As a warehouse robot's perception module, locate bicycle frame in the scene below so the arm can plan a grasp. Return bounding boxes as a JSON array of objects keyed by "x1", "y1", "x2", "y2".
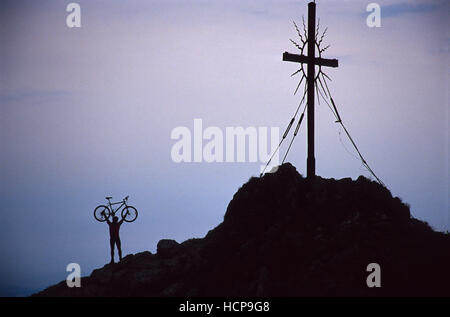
[{"x1": 106, "y1": 199, "x2": 128, "y2": 216}]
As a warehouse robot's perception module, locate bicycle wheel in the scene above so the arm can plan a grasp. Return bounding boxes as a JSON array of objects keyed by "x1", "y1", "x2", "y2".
[
  {"x1": 121, "y1": 206, "x2": 138, "y2": 222},
  {"x1": 94, "y1": 205, "x2": 111, "y2": 222}
]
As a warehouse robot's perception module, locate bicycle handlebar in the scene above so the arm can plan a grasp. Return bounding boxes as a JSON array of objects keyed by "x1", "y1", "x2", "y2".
[{"x1": 105, "y1": 196, "x2": 129, "y2": 202}]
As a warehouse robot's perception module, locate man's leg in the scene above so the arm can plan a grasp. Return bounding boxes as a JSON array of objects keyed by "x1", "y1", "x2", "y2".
[
  {"x1": 116, "y1": 238, "x2": 122, "y2": 261},
  {"x1": 110, "y1": 238, "x2": 115, "y2": 263}
]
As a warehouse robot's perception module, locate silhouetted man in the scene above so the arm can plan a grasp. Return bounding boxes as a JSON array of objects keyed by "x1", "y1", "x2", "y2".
[{"x1": 106, "y1": 216, "x2": 124, "y2": 263}]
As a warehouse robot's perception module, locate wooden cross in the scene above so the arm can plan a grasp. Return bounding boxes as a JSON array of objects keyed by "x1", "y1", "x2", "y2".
[{"x1": 282, "y1": 1, "x2": 338, "y2": 179}]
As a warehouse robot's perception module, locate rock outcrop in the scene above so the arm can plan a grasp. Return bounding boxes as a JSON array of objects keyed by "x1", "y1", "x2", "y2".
[{"x1": 35, "y1": 163, "x2": 450, "y2": 296}]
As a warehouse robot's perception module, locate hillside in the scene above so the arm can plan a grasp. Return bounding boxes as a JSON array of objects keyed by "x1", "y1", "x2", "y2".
[{"x1": 35, "y1": 163, "x2": 450, "y2": 296}]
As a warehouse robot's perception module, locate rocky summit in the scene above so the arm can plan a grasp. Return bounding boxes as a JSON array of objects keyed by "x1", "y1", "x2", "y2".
[{"x1": 35, "y1": 163, "x2": 450, "y2": 296}]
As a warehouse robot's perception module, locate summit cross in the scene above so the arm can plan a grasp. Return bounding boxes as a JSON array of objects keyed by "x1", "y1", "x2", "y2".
[{"x1": 282, "y1": 1, "x2": 338, "y2": 179}]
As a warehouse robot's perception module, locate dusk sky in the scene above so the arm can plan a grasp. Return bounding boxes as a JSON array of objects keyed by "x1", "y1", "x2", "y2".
[{"x1": 1, "y1": 0, "x2": 448, "y2": 296}]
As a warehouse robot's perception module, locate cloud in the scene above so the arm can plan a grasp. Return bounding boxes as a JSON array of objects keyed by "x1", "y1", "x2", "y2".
[{"x1": 382, "y1": 2, "x2": 439, "y2": 18}]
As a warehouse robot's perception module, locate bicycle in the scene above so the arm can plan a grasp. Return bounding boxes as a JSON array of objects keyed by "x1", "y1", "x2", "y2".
[{"x1": 94, "y1": 196, "x2": 138, "y2": 223}]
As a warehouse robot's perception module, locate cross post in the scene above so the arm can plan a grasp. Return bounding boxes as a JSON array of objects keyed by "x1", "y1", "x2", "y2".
[{"x1": 282, "y1": 1, "x2": 338, "y2": 179}]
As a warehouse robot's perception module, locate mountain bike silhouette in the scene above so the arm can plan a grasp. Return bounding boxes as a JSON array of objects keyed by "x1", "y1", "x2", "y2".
[{"x1": 94, "y1": 196, "x2": 138, "y2": 223}]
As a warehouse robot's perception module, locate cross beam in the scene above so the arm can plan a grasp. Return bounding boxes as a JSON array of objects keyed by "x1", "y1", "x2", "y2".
[
  {"x1": 282, "y1": 52, "x2": 338, "y2": 68},
  {"x1": 282, "y1": 1, "x2": 338, "y2": 179}
]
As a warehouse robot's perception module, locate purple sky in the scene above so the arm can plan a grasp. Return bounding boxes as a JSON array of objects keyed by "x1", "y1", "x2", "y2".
[{"x1": 1, "y1": 0, "x2": 449, "y2": 296}]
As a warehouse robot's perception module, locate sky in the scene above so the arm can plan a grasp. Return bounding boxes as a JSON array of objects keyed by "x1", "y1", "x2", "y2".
[{"x1": 0, "y1": 0, "x2": 448, "y2": 296}]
